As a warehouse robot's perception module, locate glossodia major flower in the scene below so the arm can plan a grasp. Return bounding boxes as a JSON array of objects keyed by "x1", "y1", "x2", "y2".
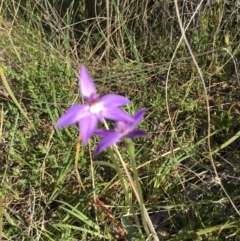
[
  {"x1": 55, "y1": 65, "x2": 133, "y2": 144},
  {"x1": 94, "y1": 108, "x2": 147, "y2": 153}
]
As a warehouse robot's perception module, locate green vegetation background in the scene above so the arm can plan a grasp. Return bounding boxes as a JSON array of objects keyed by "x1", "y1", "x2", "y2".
[{"x1": 0, "y1": 0, "x2": 240, "y2": 240}]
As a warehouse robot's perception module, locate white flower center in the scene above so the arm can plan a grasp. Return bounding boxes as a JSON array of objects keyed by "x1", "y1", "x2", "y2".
[{"x1": 89, "y1": 102, "x2": 104, "y2": 114}]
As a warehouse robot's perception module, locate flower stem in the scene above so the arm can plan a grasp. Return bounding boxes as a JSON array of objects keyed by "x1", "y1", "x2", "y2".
[
  {"x1": 124, "y1": 138, "x2": 151, "y2": 239},
  {"x1": 103, "y1": 120, "x2": 143, "y2": 236},
  {"x1": 113, "y1": 143, "x2": 159, "y2": 241},
  {"x1": 75, "y1": 135, "x2": 85, "y2": 192},
  {"x1": 108, "y1": 147, "x2": 143, "y2": 236}
]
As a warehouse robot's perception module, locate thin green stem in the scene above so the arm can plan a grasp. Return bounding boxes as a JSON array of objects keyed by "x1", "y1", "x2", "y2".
[
  {"x1": 125, "y1": 138, "x2": 150, "y2": 238},
  {"x1": 75, "y1": 136, "x2": 85, "y2": 192},
  {"x1": 103, "y1": 120, "x2": 142, "y2": 235},
  {"x1": 108, "y1": 148, "x2": 143, "y2": 234},
  {"x1": 112, "y1": 144, "x2": 159, "y2": 241},
  {"x1": 0, "y1": 196, "x2": 2, "y2": 241}
]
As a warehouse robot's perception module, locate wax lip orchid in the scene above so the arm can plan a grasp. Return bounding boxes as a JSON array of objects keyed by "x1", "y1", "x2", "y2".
[
  {"x1": 94, "y1": 108, "x2": 148, "y2": 153},
  {"x1": 55, "y1": 65, "x2": 133, "y2": 144}
]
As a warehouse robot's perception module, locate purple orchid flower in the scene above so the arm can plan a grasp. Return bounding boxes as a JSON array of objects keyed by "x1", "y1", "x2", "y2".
[
  {"x1": 94, "y1": 108, "x2": 147, "y2": 153},
  {"x1": 55, "y1": 65, "x2": 133, "y2": 144}
]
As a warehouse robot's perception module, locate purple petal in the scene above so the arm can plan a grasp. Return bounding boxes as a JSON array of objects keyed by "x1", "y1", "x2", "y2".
[
  {"x1": 103, "y1": 108, "x2": 134, "y2": 122},
  {"x1": 100, "y1": 94, "x2": 130, "y2": 107},
  {"x1": 55, "y1": 104, "x2": 88, "y2": 128},
  {"x1": 95, "y1": 111, "x2": 104, "y2": 122},
  {"x1": 129, "y1": 108, "x2": 146, "y2": 129},
  {"x1": 79, "y1": 65, "x2": 96, "y2": 98},
  {"x1": 95, "y1": 132, "x2": 122, "y2": 153},
  {"x1": 79, "y1": 114, "x2": 98, "y2": 144},
  {"x1": 126, "y1": 130, "x2": 148, "y2": 138},
  {"x1": 94, "y1": 129, "x2": 113, "y2": 137}
]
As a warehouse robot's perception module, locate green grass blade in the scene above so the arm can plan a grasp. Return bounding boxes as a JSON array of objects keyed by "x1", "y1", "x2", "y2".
[
  {"x1": 212, "y1": 130, "x2": 240, "y2": 155},
  {"x1": 53, "y1": 224, "x2": 105, "y2": 239},
  {"x1": 0, "y1": 67, "x2": 36, "y2": 132},
  {"x1": 56, "y1": 200, "x2": 101, "y2": 231},
  {"x1": 0, "y1": 196, "x2": 2, "y2": 241}
]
